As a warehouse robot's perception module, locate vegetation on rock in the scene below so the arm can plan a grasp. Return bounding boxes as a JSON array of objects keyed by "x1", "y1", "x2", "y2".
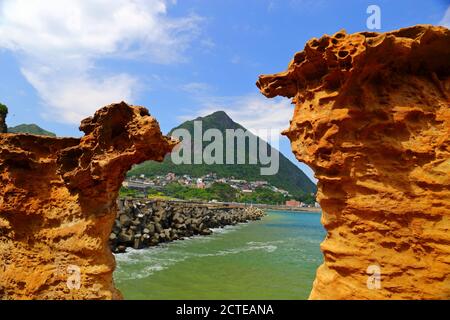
[{"x1": 0, "y1": 103, "x2": 8, "y2": 115}]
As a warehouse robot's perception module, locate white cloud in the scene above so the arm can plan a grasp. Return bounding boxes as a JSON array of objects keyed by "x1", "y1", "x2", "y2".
[
  {"x1": 0, "y1": 0, "x2": 201, "y2": 124},
  {"x1": 231, "y1": 55, "x2": 241, "y2": 64},
  {"x1": 23, "y1": 70, "x2": 138, "y2": 124},
  {"x1": 180, "y1": 82, "x2": 212, "y2": 95},
  {"x1": 181, "y1": 93, "x2": 294, "y2": 135},
  {"x1": 440, "y1": 6, "x2": 450, "y2": 28}
]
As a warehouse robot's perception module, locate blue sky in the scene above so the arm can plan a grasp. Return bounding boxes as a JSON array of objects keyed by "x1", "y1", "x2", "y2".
[{"x1": 0, "y1": 0, "x2": 448, "y2": 182}]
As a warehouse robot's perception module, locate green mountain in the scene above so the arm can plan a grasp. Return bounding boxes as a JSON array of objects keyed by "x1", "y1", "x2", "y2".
[
  {"x1": 8, "y1": 124, "x2": 56, "y2": 137},
  {"x1": 128, "y1": 111, "x2": 316, "y2": 198}
]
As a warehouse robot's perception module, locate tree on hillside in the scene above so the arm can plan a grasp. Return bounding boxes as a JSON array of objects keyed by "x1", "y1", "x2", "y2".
[
  {"x1": 0, "y1": 102, "x2": 8, "y2": 133},
  {"x1": 209, "y1": 182, "x2": 237, "y2": 202},
  {"x1": 0, "y1": 103, "x2": 8, "y2": 116}
]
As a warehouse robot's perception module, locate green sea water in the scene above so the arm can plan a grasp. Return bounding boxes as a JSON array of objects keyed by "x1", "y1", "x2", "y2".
[{"x1": 114, "y1": 210, "x2": 325, "y2": 300}]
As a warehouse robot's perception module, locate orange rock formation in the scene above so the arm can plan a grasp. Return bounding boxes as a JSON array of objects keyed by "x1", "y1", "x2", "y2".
[
  {"x1": 257, "y1": 25, "x2": 450, "y2": 299},
  {"x1": 0, "y1": 102, "x2": 176, "y2": 299}
]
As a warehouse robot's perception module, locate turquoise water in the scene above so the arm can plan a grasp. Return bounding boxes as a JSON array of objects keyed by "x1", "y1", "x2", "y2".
[{"x1": 114, "y1": 210, "x2": 325, "y2": 300}]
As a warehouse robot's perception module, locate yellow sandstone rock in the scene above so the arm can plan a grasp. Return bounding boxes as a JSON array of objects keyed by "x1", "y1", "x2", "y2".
[
  {"x1": 257, "y1": 25, "x2": 450, "y2": 299},
  {"x1": 0, "y1": 102, "x2": 176, "y2": 299}
]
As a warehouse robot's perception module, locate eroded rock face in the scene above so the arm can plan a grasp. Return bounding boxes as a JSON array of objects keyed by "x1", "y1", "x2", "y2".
[
  {"x1": 0, "y1": 102, "x2": 176, "y2": 299},
  {"x1": 257, "y1": 25, "x2": 450, "y2": 299}
]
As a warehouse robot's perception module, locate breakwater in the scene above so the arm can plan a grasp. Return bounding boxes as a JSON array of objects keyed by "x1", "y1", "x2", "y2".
[{"x1": 110, "y1": 199, "x2": 265, "y2": 253}]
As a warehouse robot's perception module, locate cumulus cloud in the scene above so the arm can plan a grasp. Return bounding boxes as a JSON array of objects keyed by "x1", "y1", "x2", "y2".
[
  {"x1": 0, "y1": 0, "x2": 201, "y2": 123},
  {"x1": 23, "y1": 70, "x2": 138, "y2": 124},
  {"x1": 440, "y1": 6, "x2": 450, "y2": 28},
  {"x1": 180, "y1": 93, "x2": 294, "y2": 135}
]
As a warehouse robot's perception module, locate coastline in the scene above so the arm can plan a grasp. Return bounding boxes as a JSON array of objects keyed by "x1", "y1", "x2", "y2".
[
  {"x1": 245, "y1": 204, "x2": 321, "y2": 213},
  {"x1": 120, "y1": 197, "x2": 322, "y2": 213}
]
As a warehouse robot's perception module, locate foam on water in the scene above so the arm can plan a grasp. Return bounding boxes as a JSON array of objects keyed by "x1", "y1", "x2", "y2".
[
  {"x1": 115, "y1": 242, "x2": 280, "y2": 281},
  {"x1": 210, "y1": 222, "x2": 247, "y2": 234}
]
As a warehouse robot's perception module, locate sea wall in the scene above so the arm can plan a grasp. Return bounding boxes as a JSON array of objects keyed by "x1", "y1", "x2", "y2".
[
  {"x1": 0, "y1": 102, "x2": 176, "y2": 300},
  {"x1": 110, "y1": 199, "x2": 265, "y2": 253},
  {"x1": 257, "y1": 25, "x2": 450, "y2": 299}
]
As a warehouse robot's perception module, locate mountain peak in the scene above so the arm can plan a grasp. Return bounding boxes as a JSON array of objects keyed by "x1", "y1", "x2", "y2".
[
  {"x1": 8, "y1": 123, "x2": 56, "y2": 137},
  {"x1": 135, "y1": 110, "x2": 317, "y2": 196},
  {"x1": 194, "y1": 110, "x2": 237, "y2": 128},
  {"x1": 204, "y1": 110, "x2": 231, "y2": 120},
  {"x1": 171, "y1": 110, "x2": 242, "y2": 135}
]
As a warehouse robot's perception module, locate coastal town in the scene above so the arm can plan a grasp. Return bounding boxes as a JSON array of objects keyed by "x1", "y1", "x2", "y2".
[{"x1": 123, "y1": 173, "x2": 320, "y2": 208}]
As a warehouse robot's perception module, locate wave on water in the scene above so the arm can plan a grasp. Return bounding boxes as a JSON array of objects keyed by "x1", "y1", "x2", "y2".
[
  {"x1": 198, "y1": 242, "x2": 278, "y2": 258},
  {"x1": 114, "y1": 224, "x2": 247, "y2": 281},
  {"x1": 114, "y1": 237, "x2": 280, "y2": 281},
  {"x1": 210, "y1": 222, "x2": 248, "y2": 235},
  {"x1": 114, "y1": 246, "x2": 183, "y2": 281},
  {"x1": 227, "y1": 242, "x2": 277, "y2": 254}
]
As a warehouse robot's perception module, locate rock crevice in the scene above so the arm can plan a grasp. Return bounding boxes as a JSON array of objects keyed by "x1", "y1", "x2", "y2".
[
  {"x1": 257, "y1": 25, "x2": 450, "y2": 299},
  {"x1": 0, "y1": 102, "x2": 176, "y2": 299}
]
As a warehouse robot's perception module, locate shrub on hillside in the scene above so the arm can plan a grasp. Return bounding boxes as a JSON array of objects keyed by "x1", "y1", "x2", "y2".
[{"x1": 0, "y1": 103, "x2": 8, "y2": 115}]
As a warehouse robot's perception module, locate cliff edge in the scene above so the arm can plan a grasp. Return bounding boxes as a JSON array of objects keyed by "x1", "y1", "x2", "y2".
[
  {"x1": 257, "y1": 25, "x2": 450, "y2": 299},
  {"x1": 0, "y1": 102, "x2": 176, "y2": 299}
]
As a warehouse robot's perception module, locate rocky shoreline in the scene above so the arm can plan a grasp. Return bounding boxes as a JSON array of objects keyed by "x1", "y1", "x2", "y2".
[{"x1": 110, "y1": 199, "x2": 266, "y2": 253}]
